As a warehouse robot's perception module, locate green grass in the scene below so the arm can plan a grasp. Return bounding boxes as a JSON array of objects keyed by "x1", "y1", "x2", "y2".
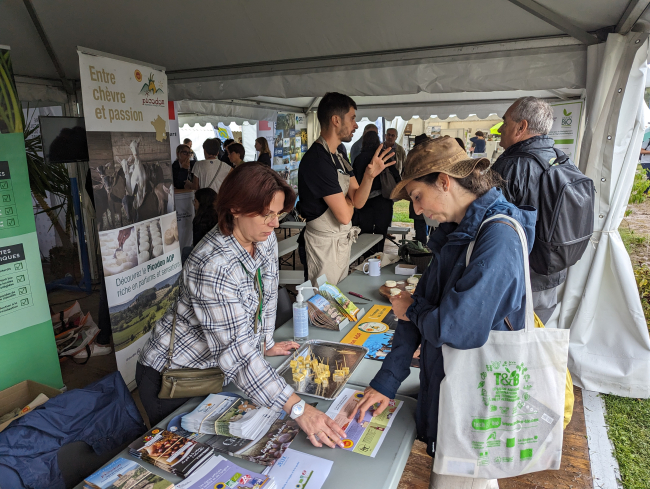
[
  {"x1": 602, "y1": 395, "x2": 650, "y2": 489},
  {"x1": 620, "y1": 227, "x2": 647, "y2": 255},
  {"x1": 392, "y1": 200, "x2": 412, "y2": 223},
  {"x1": 605, "y1": 219, "x2": 650, "y2": 488},
  {"x1": 629, "y1": 165, "x2": 648, "y2": 205}
]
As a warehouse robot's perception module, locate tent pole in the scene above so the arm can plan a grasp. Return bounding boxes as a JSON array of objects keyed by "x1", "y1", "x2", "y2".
[
  {"x1": 21, "y1": 0, "x2": 74, "y2": 95},
  {"x1": 615, "y1": 0, "x2": 650, "y2": 35},
  {"x1": 505, "y1": 0, "x2": 600, "y2": 45}
]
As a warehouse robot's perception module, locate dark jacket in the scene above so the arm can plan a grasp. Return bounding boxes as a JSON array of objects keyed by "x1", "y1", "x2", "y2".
[
  {"x1": 172, "y1": 159, "x2": 195, "y2": 190},
  {"x1": 0, "y1": 372, "x2": 145, "y2": 489},
  {"x1": 258, "y1": 153, "x2": 272, "y2": 166},
  {"x1": 369, "y1": 188, "x2": 536, "y2": 457},
  {"x1": 491, "y1": 135, "x2": 567, "y2": 291},
  {"x1": 193, "y1": 211, "x2": 218, "y2": 247},
  {"x1": 352, "y1": 147, "x2": 401, "y2": 195}
]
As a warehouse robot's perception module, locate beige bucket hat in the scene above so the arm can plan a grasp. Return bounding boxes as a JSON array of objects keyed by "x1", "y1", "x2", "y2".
[{"x1": 390, "y1": 135, "x2": 490, "y2": 201}]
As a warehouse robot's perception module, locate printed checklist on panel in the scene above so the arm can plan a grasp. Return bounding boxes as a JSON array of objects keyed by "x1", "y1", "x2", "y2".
[
  {"x1": 0, "y1": 243, "x2": 33, "y2": 316},
  {"x1": 0, "y1": 162, "x2": 19, "y2": 230}
]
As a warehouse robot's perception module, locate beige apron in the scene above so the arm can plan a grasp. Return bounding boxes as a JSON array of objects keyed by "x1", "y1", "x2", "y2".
[{"x1": 305, "y1": 138, "x2": 361, "y2": 286}]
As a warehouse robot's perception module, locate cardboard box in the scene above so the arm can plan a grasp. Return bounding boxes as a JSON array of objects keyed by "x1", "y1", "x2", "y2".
[
  {"x1": 395, "y1": 264, "x2": 417, "y2": 276},
  {"x1": 0, "y1": 380, "x2": 62, "y2": 432}
]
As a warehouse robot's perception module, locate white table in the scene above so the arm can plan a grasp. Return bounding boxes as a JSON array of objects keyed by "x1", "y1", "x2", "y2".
[
  {"x1": 349, "y1": 234, "x2": 384, "y2": 264},
  {"x1": 273, "y1": 268, "x2": 421, "y2": 396},
  {"x1": 278, "y1": 234, "x2": 387, "y2": 286},
  {"x1": 77, "y1": 385, "x2": 417, "y2": 489},
  {"x1": 387, "y1": 226, "x2": 409, "y2": 246},
  {"x1": 277, "y1": 234, "x2": 299, "y2": 269},
  {"x1": 279, "y1": 220, "x2": 305, "y2": 238}
]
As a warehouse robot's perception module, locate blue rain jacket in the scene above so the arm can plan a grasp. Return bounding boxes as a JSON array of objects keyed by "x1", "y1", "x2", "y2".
[
  {"x1": 0, "y1": 372, "x2": 145, "y2": 489},
  {"x1": 369, "y1": 188, "x2": 536, "y2": 457}
]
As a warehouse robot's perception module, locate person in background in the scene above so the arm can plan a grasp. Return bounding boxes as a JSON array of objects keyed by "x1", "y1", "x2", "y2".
[
  {"x1": 183, "y1": 138, "x2": 198, "y2": 163},
  {"x1": 77, "y1": 170, "x2": 114, "y2": 358},
  {"x1": 172, "y1": 144, "x2": 197, "y2": 190},
  {"x1": 298, "y1": 92, "x2": 395, "y2": 285},
  {"x1": 470, "y1": 130, "x2": 487, "y2": 154},
  {"x1": 353, "y1": 130, "x2": 401, "y2": 254},
  {"x1": 350, "y1": 123, "x2": 378, "y2": 163},
  {"x1": 256, "y1": 137, "x2": 272, "y2": 166},
  {"x1": 221, "y1": 139, "x2": 235, "y2": 167},
  {"x1": 640, "y1": 138, "x2": 650, "y2": 194},
  {"x1": 192, "y1": 187, "x2": 219, "y2": 246},
  {"x1": 454, "y1": 137, "x2": 466, "y2": 152},
  {"x1": 353, "y1": 136, "x2": 534, "y2": 489},
  {"x1": 228, "y1": 142, "x2": 246, "y2": 167},
  {"x1": 384, "y1": 128, "x2": 407, "y2": 175},
  {"x1": 409, "y1": 134, "x2": 430, "y2": 245},
  {"x1": 193, "y1": 138, "x2": 230, "y2": 194},
  {"x1": 137, "y1": 164, "x2": 348, "y2": 451},
  {"x1": 492, "y1": 96, "x2": 567, "y2": 323}
]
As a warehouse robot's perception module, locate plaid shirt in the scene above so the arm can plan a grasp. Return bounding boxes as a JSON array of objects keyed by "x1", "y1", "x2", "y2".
[{"x1": 139, "y1": 227, "x2": 294, "y2": 411}]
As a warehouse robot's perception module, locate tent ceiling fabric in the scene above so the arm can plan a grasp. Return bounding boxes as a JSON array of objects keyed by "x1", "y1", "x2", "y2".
[
  {"x1": 175, "y1": 100, "x2": 278, "y2": 125},
  {"x1": 0, "y1": 0, "x2": 630, "y2": 80},
  {"x1": 247, "y1": 89, "x2": 585, "y2": 120},
  {"x1": 167, "y1": 40, "x2": 588, "y2": 101},
  {"x1": 0, "y1": 0, "x2": 632, "y2": 106}
]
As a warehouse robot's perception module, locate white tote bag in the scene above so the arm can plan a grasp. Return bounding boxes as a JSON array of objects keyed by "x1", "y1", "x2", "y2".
[{"x1": 433, "y1": 214, "x2": 570, "y2": 479}]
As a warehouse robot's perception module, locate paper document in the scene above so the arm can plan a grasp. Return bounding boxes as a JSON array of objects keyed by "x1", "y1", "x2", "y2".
[
  {"x1": 263, "y1": 448, "x2": 333, "y2": 489},
  {"x1": 176, "y1": 455, "x2": 276, "y2": 489},
  {"x1": 323, "y1": 388, "x2": 403, "y2": 457}
]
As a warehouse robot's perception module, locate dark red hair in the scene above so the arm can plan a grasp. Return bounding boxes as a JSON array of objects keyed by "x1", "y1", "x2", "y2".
[{"x1": 217, "y1": 162, "x2": 296, "y2": 235}]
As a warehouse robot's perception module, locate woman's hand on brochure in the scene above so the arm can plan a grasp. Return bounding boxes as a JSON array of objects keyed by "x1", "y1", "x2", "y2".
[
  {"x1": 284, "y1": 394, "x2": 346, "y2": 449},
  {"x1": 298, "y1": 403, "x2": 347, "y2": 449},
  {"x1": 265, "y1": 341, "x2": 300, "y2": 356},
  {"x1": 350, "y1": 386, "x2": 391, "y2": 422},
  {"x1": 389, "y1": 292, "x2": 413, "y2": 321}
]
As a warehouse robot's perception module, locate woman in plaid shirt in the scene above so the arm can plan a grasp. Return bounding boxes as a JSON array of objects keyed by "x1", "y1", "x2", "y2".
[{"x1": 138, "y1": 163, "x2": 346, "y2": 448}]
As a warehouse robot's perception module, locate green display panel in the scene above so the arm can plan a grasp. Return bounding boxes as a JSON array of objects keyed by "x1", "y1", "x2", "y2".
[{"x1": 0, "y1": 46, "x2": 62, "y2": 389}]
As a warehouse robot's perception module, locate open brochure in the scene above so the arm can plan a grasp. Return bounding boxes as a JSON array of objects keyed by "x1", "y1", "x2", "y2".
[
  {"x1": 323, "y1": 387, "x2": 403, "y2": 458},
  {"x1": 128, "y1": 428, "x2": 213, "y2": 478},
  {"x1": 263, "y1": 448, "x2": 333, "y2": 489},
  {"x1": 171, "y1": 394, "x2": 300, "y2": 467},
  {"x1": 176, "y1": 455, "x2": 275, "y2": 489},
  {"x1": 181, "y1": 393, "x2": 275, "y2": 440},
  {"x1": 340, "y1": 304, "x2": 421, "y2": 367},
  {"x1": 83, "y1": 457, "x2": 173, "y2": 489}
]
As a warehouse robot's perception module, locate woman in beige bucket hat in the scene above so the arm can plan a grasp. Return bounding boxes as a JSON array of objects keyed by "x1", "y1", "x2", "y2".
[{"x1": 351, "y1": 136, "x2": 539, "y2": 489}]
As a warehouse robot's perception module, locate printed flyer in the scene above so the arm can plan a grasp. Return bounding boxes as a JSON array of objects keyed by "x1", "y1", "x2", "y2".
[
  {"x1": 324, "y1": 388, "x2": 403, "y2": 458},
  {"x1": 341, "y1": 304, "x2": 420, "y2": 367},
  {"x1": 78, "y1": 48, "x2": 180, "y2": 386},
  {"x1": 264, "y1": 448, "x2": 333, "y2": 489}
]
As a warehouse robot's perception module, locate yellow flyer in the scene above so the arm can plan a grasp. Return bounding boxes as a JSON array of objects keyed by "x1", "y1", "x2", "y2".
[{"x1": 341, "y1": 305, "x2": 397, "y2": 361}]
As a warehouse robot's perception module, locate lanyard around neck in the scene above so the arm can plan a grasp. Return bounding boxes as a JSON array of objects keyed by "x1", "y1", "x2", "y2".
[{"x1": 239, "y1": 262, "x2": 264, "y2": 334}]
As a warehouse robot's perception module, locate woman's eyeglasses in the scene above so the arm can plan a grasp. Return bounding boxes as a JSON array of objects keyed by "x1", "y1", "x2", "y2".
[
  {"x1": 262, "y1": 211, "x2": 287, "y2": 224},
  {"x1": 180, "y1": 151, "x2": 191, "y2": 155}
]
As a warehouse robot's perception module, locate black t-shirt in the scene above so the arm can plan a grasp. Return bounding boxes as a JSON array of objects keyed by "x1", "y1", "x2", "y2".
[{"x1": 298, "y1": 143, "x2": 354, "y2": 222}]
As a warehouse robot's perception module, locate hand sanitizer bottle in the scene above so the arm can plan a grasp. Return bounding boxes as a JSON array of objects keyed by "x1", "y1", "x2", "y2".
[{"x1": 293, "y1": 286, "x2": 316, "y2": 343}]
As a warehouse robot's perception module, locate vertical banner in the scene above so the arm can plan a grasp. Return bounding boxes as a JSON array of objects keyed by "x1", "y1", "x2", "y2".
[
  {"x1": 0, "y1": 46, "x2": 62, "y2": 389},
  {"x1": 78, "y1": 48, "x2": 182, "y2": 387},
  {"x1": 550, "y1": 101, "x2": 584, "y2": 161},
  {"x1": 258, "y1": 120, "x2": 275, "y2": 159},
  {"x1": 272, "y1": 113, "x2": 302, "y2": 194}
]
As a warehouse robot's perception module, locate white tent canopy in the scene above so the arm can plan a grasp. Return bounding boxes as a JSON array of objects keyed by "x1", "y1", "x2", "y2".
[{"x1": 3, "y1": 0, "x2": 650, "y2": 397}]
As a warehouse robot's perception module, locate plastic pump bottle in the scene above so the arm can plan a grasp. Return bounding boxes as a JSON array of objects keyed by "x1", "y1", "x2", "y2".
[{"x1": 293, "y1": 286, "x2": 317, "y2": 343}]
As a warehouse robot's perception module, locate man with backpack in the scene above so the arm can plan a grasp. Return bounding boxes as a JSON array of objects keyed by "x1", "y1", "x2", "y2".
[{"x1": 493, "y1": 96, "x2": 594, "y2": 323}]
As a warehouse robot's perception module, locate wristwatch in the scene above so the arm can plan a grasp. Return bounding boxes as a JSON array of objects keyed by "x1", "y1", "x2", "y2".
[{"x1": 290, "y1": 400, "x2": 306, "y2": 420}]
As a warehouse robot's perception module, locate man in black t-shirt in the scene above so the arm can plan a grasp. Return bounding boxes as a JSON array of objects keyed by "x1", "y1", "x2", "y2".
[{"x1": 297, "y1": 92, "x2": 395, "y2": 285}]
